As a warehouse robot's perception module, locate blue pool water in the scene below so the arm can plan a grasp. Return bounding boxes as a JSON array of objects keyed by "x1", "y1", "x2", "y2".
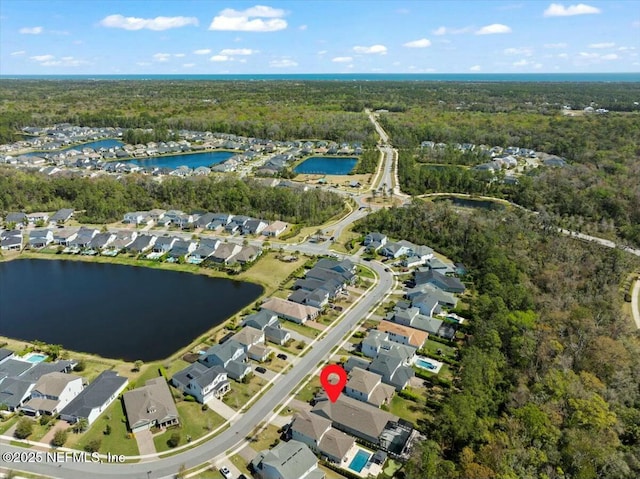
[
  {"x1": 416, "y1": 358, "x2": 437, "y2": 370},
  {"x1": 348, "y1": 450, "x2": 371, "y2": 473},
  {"x1": 25, "y1": 353, "x2": 48, "y2": 363},
  {"x1": 294, "y1": 156, "x2": 357, "y2": 175},
  {"x1": 129, "y1": 151, "x2": 234, "y2": 170}
]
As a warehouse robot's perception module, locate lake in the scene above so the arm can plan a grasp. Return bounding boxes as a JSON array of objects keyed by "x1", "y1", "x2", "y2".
[
  {"x1": 0, "y1": 259, "x2": 263, "y2": 361},
  {"x1": 294, "y1": 156, "x2": 358, "y2": 175},
  {"x1": 129, "y1": 151, "x2": 234, "y2": 170}
]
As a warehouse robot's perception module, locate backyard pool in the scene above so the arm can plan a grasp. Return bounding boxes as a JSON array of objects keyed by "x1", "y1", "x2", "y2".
[
  {"x1": 24, "y1": 353, "x2": 48, "y2": 363},
  {"x1": 415, "y1": 357, "x2": 444, "y2": 374},
  {"x1": 348, "y1": 449, "x2": 371, "y2": 473}
]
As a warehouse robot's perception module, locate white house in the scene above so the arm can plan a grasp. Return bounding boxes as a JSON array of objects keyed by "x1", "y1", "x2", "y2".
[
  {"x1": 171, "y1": 362, "x2": 230, "y2": 403},
  {"x1": 22, "y1": 372, "x2": 84, "y2": 417},
  {"x1": 28, "y1": 229, "x2": 54, "y2": 248}
]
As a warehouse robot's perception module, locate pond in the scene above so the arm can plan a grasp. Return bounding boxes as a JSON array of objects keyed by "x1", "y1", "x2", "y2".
[
  {"x1": 294, "y1": 156, "x2": 358, "y2": 175},
  {"x1": 129, "y1": 151, "x2": 234, "y2": 170},
  {"x1": 0, "y1": 259, "x2": 263, "y2": 361}
]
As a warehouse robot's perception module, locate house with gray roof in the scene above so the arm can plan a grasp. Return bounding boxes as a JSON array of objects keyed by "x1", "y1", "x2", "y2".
[
  {"x1": 171, "y1": 362, "x2": 229, "y2": 403},
  {"x1": 29, "y1": 229, "x2": 53, "y2": 248},
  {"x1": 68, "y1": 227, "x2": 98, "y2": 248},
  {"x1": 198, "y1": 340, "x2": 250, "y2": 381},
  {"x1": 167, "y1": 239, "x2": 198, "y2": 260},
  {"x1": 380, "y1": 242, "x2": 412, "y2": 259},
  {"x1": 415, "y1": 269, "x2": 465, "y2": 294},
  {"x1": 52, "y1": 228, "x2": 77, "y2": 246},
  {"x1": 251, "y1": 440, "x2": 324, "y2": 479},
  {"x1": 290, "y1": 411, "x2": 356, "y2": 464},
  {"x1": 127, "y1": 234, "x2": 156, "y2": 253},
  {"x1": 311, "y1": 395, "x2": 399, "y2": 445},
  {"x1": 361, "y1": 330, "x2": 416, "y2": 362},
  {"x1": 88, "y1": 232, "x2": 116, "y2": 250},
  {"x1": 123, "y1": 377, "x2": 179, "y2": 433},
  {"x1": 22, "y1": 372, "x2": 84, "y2": 417},
  {"x1": 344, "y1": 367, "x2": 395, "y2": 407},
  {"x1": 235, "y1": 245, "x2": 262, "y2": 264},
  {"x1": 242, "y1": 219, "x2": 268, "y2": 235},
  {"x1": 364, "y1": 232, "x2": 387, "y2": 251},
  {"x1": 0, "y1": 348, "x2": 14, "y2": 365},
  {"x1": 152, "y1": 236, "x2": 178, "y2": 253},
  {"x1": 0, "y1": 359, "x2": 33, "y2": 378},
  {"x1": 59, "y1": 370, "x2": 128, "y2": 425},
  {"x1": 5, "y1": 212, "x2": 27, "y2": 226},
  {"x1": 210, "y1": 243, "x2": 242, "y2": 264},
  {"x1": 0, "y1": 377, "x2": 34, "y2": 411},
  {"x1": 368, "y1": 352, "x2": 414, "y2": 391},
  {"x1": 195, "y1": 212, "x2": 216, "y2": 229},
  {"x1": 106, "y1": 231, "x2": 138, "y2": 252},
  {"x1": 242, "y1": 311, "x2": 291, "y2": 345},
  {"x1": 1, "y1": 230, "x2": 22, "y2": 250},
  {"x1": 49, "y1": 208, "x2": 74, "y2": 225},
  {"x1": 20, "y1": 360, "x2": 76, "y2": 382},
  {"x1": 189, "y1": 238, "x2": 220, "y2": 263}
]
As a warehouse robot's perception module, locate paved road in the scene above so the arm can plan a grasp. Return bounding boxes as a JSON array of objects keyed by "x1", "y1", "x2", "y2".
[
  {"x1": 631, "y1": 278, "x2": 640, "y2": 330},
  {"x1": 0, "y1": 261, "x2": 393, "y2": 479}
]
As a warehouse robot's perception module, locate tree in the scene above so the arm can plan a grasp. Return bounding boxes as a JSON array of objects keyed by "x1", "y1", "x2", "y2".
[
  {"x1": 14, "y1": 418, "x2": 33, "y2": 439},
  {"x1": 133, "y1": 360, "x2": 143, "y2": 372},
  {"x1": 84, "y1": 438, "x2": 101, "y2": 453},
  {"x1": 51, "y1": 429, "x2": 68, "y2": 447},
  {"x1": 73, "y1": 418, "x2": 89, "y2": 434},
  {"x1": 176, "y1": 464, "x2": 187, "y2": 479},
  {"x1": 167, "y1": 431, "x2": 181, "y2": 448}
]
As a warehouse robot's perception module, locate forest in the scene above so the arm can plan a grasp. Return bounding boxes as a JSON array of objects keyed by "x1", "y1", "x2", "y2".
[
  {"x1": 355, "y1": 202, "x2": 640, "y2": 479},
  {"x1": 0, "y1": 168, "x2": 345, "y2": 225}
]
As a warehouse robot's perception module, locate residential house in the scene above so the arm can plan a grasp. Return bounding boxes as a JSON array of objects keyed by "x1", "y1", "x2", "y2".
[
  {"x1": 262, "y1": 221, "x2": 288, "y2": 237},
  {"x1": 288, "y1": 289, "x2": 330, "y2": 309},
  {"x1": 211, "y1": 213, "x2": 234, "y2": 226},
  {"x1": 167, "y1": 239, "x2": 198, "y2": 260},
  {"x1": 311, "y1": 395, "x2": 399, "y2": 445},
  {"x1": 410, "y1": 285, "x2": 458, "y2": 316},
  {"x1": 195, "y1": 212, "x2": 216, "y2": 229},
  {"x1": 68, "y1": 227, "x2": 98, "y2": 248},
  {"x1": 391, "y1": 307, "x2": 444, "y2": 336},
  {"x1": 198, "y1": 340, "x2": 251, "y2": 381},
  {"x1": 210, "y1": 243, "x2": 242, "y2": 264},
  {"x1": 106, "y1": 231, "x2": 138, "y2": 252},
  {"x1": 152, "y1": 236, "x2": 178, "y2": 254},
  {"x1": 28, "y1": 229, "x2": 53, "y2": 248},
  {"x1": 174, "y1": 213, "x2": 195, "y2": 229},
  {"x1": 22, "y1": 372, "x2": 84, "y2": 416},
  {"x1": 123, "y1": 377, "x2": 179, "y2": 433},
  {"x1": 290, "y1": 411, "x2": 356, "y2": 464},
  {"x1": 251, "y1": 440, "x2": 325, "y2": 479},
  {"x1": 88, "y1": 232, "x2": 116, "y2": 250},
  {"x1": 380, "y1": 242, "x2": 412, "y2": 259},
  {"x1": 52, "y1": 228, "x2": 78, "y2": 246},
  {"x1": 376, "y1": 321, "x2": 429, "y2": 349},
  {"x1": 414, "y1": 269, "x2": 465, "y2": 294},
  {"x1": 368, "y1": 351, "x2": 415, "y2": 391},
  {"x1": 189, "y1": 238, "x2": 220, "y2": 263},
  {"x1": 293, "y1": 278, "x2": 343, "y2": 299},
  {"x1": 425, "y1": 257, "x2": 455, "y2": 274},
  {"x1": 364, "y1": 232, "x2": 388, "y2": 252},
  {"x1": 0, "y1": 348, "x2": 15, "y2": 365},
  {"x1": 344, "y1": 367, "x2": 395, "y2": 407},
  {"x1": 59, "y1": 370, "x2": 128, "y2": 425},
  {"x1": 231, "y1": 327, "x2": 269, "y2": 362},
  {"x1": 123, "y1": 212, "x2": 151, "y2": 225},
  {"x1": 260, "y1": 297, "x2": 320, "y2": 324},
  {"x1": 26, "y1": 212, "x2": 49, "y2": 225},
  {"x1": 5, "y1": 212, "x2": 27, "y2": 227},
  {"x1": 242, "y1": 219, "x2": 268, "y2": 236},
  {"x1": 19, "y1": 361, "x2": 77, "y2": 382},
  {"x1": 314, "y1": 258, "x2": 356, "y2": 275},
  {"x1": 171, "y1": 362, "x2": 229, "y2": 403},
  {"x1": 1, "y1": 230, "x2": 22, "y2": 251},
  {"x1": 0, "y1": 377, "x2": 34, "y2": 412},
  {"x1": 127, "y1": 234, "x2": 156, "y2": 253},
  {"x1": 242, "y1": 311, "x2": 291, "y2": 345},
  {"x1": 49, "y1": 208, "x2": 74, "y2": 225},
  {"x1": 234, "y1": 245, "x2": 262, "y2": 264},
  {"x1": 361, "y1": 330, "x2": 417, "y2": 361},
  {"x1": 305, "y1": 268, "x2": 353, "y2": 288}
]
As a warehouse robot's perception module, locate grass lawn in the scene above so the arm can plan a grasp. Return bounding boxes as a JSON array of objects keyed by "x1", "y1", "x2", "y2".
[
  {"x1": 166, "y1": 359, "x2": 190, "y2": 377},
  {"x1": 283, "y1": 321, "x2": 320, "y2": 339},
  {"x1": 320, "y1": 464, "x2": 352, "y2": 479},
  {"x1": 0, "y1": 415, "x2": 19, "y2": 435},
  {"x1": 230, "y1": 454, "x2": 252, "y2": 475},
  {"x1": 237, "y1": 252, "x2": 307, "y2": 292},
  {"x1": 357, "y1": 265, "x2": 376, "y2": 280},
  {"x1": 247, "y1": 423, "x2": 281, "y2": 452},
  {"x1": 222, "y1": 376, "x2": 269, "y2": 410},
  {"x1": 295, "y1": 376, "x2": 321, "y2": 403},
  {"x1": 420, "y1": 339, "x2": 458, "y2": 362},
  {"x1": 387, "y1": 395, "x2": 425, "y2": 427},
  {"x1": 133, "y1": 363, "x2": 164, "y2": 387},
  {"x1": 68, "y1": 399, "x2": 139, "y2": 456},
  {"x1": 383, "y1": 459, "x2": 403, "y2": 478},
  {"x1": 153, "y1": 401, "x2": 226, "y2": 453},
  {"x1": 263, "y1": 356, "x2": 289, "y2": 373}
]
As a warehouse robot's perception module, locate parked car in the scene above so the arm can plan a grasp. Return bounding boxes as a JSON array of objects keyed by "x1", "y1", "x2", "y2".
[
  {"x1": 277, "y1": 353, "x2": 288, "y2": 360},
  {"x1": 255, "y1": 366, "x2": 267, "y2": 374},
  {"x1": 219, "y1": 466, "x2": 232, "y2": 479}
]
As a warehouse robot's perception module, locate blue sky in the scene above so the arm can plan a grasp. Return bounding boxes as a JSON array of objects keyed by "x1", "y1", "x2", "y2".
[{"x1": 1, "y1": 0, "x2": 639, "y2": 74}]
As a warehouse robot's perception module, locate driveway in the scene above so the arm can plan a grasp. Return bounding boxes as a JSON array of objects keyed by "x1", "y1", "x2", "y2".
[
  {"x1": 39, "y1": 419, "x2": 71, "y2": 448},
  {"x1": 135, "y1": 429, "x2": 156, "y2": 456},
  {"x1": 206, "y1": 397, "x2": 239, "y2": 422}
]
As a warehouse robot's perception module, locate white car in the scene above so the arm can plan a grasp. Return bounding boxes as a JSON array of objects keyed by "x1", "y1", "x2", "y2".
[{"x1": 219, "y1": 466, "x2": 233, "y2": 479}]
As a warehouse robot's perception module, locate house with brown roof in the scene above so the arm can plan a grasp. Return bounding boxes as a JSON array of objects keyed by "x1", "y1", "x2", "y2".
[
  {"x1": 261, "y1": 297, "x2": 320, "y2": 324},
  {"x1": 123, "y1": 377, "x2": 179, "y2": 433},
  {"x1": 290, "y1": 411, "x2": 356, "y2": 464},
  {"x1": 263, "y1": 221, "x2": 288, "y2": 237},
  {"x1": 377, "y1": 320, "x2": 429, "y2": 349}
]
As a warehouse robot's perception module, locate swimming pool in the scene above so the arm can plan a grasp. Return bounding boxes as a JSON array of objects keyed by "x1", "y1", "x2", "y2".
[
  {"x1": 416, "y1": 358, "x2": 437, "y2": 370},
  {"x1": 348, "y1": 449, "x2": 371, "y2": 473},
  {"x1": 414, "y1": 356, "x2": 444, "y2": 374},
  {"x1": 24, "y1": 353, "x2": 48, "y2": 363}
]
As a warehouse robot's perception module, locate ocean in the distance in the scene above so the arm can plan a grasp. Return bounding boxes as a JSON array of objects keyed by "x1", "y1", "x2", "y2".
[{"x1": 2, "y1": 73, "x2": 639, "y2": 82}]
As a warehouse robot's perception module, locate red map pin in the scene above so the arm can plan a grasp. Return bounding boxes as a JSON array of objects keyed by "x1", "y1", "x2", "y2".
[{"x1": 320, "y1": 364, "x2": 347, "y2": 403}]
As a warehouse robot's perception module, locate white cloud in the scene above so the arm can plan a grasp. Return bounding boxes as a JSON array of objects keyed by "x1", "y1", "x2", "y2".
[
  {"x1": 193, "y1": 49, "x2": 212, "y2": 55},
  {"x1": 600, "y1": 53, "x2": 618, "y2": 60},
  {"x1": 19, "y1": 26, "x2": 43, "y2": 34},
  {"x1": 543, "y1": 3, "x2": 601, "y2": 17},
  {"x1": 432, "y1": 26, "x2": 447, "y2": 35},
  {"x1": 269, "y1": 58, "x2": 298, "y2": 68},
  {"x1": 577, "y1": 51, "x2": 619, "y2": 62},
  {"x1": 332, "y1": 56, "x2": 353, "y2": 63},
  {"x1": 174, "y1": 53, "x2": 186, "y2": 58},
  {"x1": 210, "y1": 55, "x2": 230, "y2": 62},
  {"x1": 152, "y1": 53, "x2": 172, "y2": 62},
  {"x1": 513, "y1": 59, "x2": 530, "y2": 66},
  {"x1": 209, "y1": 5, "x2": 287, "y2": 32},
  {"x1": 219, "y1": 48, "x2": 257, "y2": 55},
  {"x1": 136, "y1": 62, "x2": 151, "y2": 66},
  {"x1": 183, "y1": 63, "x2": 196, "y2": 68},
  {"x1": 403, "y1": 38, "x2": 431, "y2": 48},
  {"x1": 30, "y1": 54, "x2": 55, "y2": 62},
  {"x1": 469, "y1": 65, "x2": 481, "y2": 71},
  {"x1": 476, "y1": 23, "x2": 512, "y2": 35},
  {"x1": 299, "y1": 24, "x2": 307, "y2": 30},
  {"x1": 432, "y1": 25, "x2": 472, "y2": 35},
  {"x1": 504, "y1": 47, "x2": 533, "y2": 56},
  {"x1": 99, "y1": 14, "x2": 198, "y2": 31},
  {"x1": 10, "y1": 50, "x2": 26, "y2": 56},
  {"x1": 353, "y1": 44, "x2": 387, "y2": 54},
  {"x1": 558, "y1": 53, "x2": 569, "y2": 58},
  {"x1": 317, "y1": 50, "x2": 327, "y2": 55},
  {"x1": 544, "y1": 42, "x2": 568, "y2": 48},
  {"x1": 589, "y1": 42, "x2": 615, "y2": 49}
]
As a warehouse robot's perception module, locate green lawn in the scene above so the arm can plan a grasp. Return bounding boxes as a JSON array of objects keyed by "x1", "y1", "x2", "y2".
[
  {"x1": 283, "y1": 321, "x2": 320, "y2": 338},
  {"x1": 230, "y1": 454, "x2": 252, "y2": 475},
  {"x1": 357, "y1": 265, "x2": 376, "y2": 280},
  {"x1": 387, "y1": 395, "x2": 426, "y2": 427},
  {"x1": 263, "y1": 355, "x2": 289, "y2": 373},
  {"x1": 247, "y1": 423, "x2": 281, "y2": 452},
  {"x1": 0, "y1": 414, "x2": 19, "y2": 435},
  {"x1": 68, "y1": 399, "x2": 139, "y2": 457},
  {"x1": 153, "y1": 401, "x2": 226, "y2": 453},
  {"x1": 222, "y1": 376, "x2": 270, "y2": 410},
  {"x1": 295, "y1": 376, "x2": 321, "y2": 403},
  {"x1": 134, "y1": 363, "x2": 164, "y2": 387},
  {"x1": 420, "y1": 339, "x2": 458, "y2": 362}
]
